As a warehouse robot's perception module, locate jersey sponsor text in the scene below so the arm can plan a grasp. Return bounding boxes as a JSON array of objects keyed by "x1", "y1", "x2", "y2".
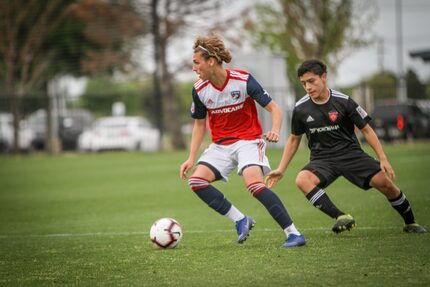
[
  {"x1": 209, "y1": 103, "x2": 244, "y2": 114},
  {"x1": 309, "y1": 125, "x2": 340, "y2": 134}
]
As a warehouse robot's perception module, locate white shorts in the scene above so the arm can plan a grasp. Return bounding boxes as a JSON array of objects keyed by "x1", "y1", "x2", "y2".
[{"x1": 197, "y1": 139, "x2": 271, "y2": 181}]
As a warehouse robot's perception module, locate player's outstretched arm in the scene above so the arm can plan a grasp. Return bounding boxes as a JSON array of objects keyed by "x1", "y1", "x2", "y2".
[
  {"x1": 265, "y1": 134, "x2": 302, "y2": 187},
  {"x1": 180, "y1": 119, "x2": 206, "y2": 179},
  {"x1": 265, "y1": 169, "x2": 284, "y2": 188}
]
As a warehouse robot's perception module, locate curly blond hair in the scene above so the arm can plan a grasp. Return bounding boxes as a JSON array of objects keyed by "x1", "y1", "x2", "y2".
[{"x1": 193, "y1": 35, "x2": 232, "y2": 64}]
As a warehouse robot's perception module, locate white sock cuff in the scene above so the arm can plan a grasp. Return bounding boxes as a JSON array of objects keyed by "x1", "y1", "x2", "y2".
[
  {"x1": 225, "y1": 205, "x2": 245, "y2": 222},
  {"x1": 284, "y1": 223, "x2": 301, "y2": 236}
]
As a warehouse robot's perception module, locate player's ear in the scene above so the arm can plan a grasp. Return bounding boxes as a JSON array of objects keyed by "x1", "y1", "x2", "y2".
[
  {"x1": 321, "y1": 73, "x2": 328, "y2": 82},
  {"x1": 208, "y1": 57, "x2": 215, "y2": 66}
]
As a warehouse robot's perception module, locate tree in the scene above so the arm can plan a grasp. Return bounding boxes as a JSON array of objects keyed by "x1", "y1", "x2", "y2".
[
  {"x1": 0, "y1": 0, "x2": 143, "y2": 152},
  {"x1": 81, "y1": 76, "x2": 151, "y2": 117},
  {"x1": 426, "y1": 80, "x2": 430, "y2": 99},
  {"x1": 140, "y1": 0, "x2": 223, "y2": 150},
  {"x1": 365, "y1": 69, "x2": 428, "y2": 101},
  {"x1": 0, "y1": 0, "x2": 72, "y2": 152},
  {"x1": 69, "y1": 0, "x2": 144, "y2": 75},
  {"x1": 365, "y1": 71, "x2": 397, "y2": 101},
  {"x1": 406, "y1": 69, "x2": 426, "y2": 99},
  {"x1": 246, "y1": 0, "x2": 376, "y2": 97}
]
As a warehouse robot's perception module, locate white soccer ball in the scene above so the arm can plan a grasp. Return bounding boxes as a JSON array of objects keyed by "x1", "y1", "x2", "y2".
[{"x1": 149, "y1": 218, "x2": 183, "y2": 249}]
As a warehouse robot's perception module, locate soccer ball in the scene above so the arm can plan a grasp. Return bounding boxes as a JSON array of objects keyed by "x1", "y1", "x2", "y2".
[{"x1": 149, "y1": 218, "x2": 183, "y2": 249}]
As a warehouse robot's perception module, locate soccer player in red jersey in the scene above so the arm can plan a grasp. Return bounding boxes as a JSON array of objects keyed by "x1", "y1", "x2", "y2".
[
  {"x1": 266, "y1": 59, "x2": 426, "y2": 234},
  {"x1": 180, "y1": 35, "x2": 306, "y2": 248}
]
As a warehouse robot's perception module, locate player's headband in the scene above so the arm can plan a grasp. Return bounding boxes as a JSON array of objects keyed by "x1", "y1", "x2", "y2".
[
  {"x1": 197, "y1": 45, "x2": 221, "y2": 62},
  {"x1": 197, "y1": 45, "x2": 210, "y2": 54}
]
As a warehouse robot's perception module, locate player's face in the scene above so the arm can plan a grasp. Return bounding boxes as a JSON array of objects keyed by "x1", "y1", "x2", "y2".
[
  {"x1": 299, "y1": 72, "x2": 328, "y2": 100},
  {"x1": 192, "y1": 52, "x2": 213, "y2": 81}
]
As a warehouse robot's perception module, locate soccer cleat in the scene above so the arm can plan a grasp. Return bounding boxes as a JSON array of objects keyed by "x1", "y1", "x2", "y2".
[
  {"x1": 283, "y1": 234, "x2": 306, "y2": 248},
  {"x1": 332, "y1": 214, "x2": 356, "y2": 234},
  {"x1": 235, "y1": 215, "x2": 255, "y2": 243},
  {"x1": 403, "y1": 223, "x2": 427, "y2": 233}
]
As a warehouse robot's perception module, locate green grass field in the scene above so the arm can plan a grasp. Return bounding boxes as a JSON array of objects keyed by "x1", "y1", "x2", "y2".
[{"x1": 0, "y1": 143, "x2": 429, "y2": 286}]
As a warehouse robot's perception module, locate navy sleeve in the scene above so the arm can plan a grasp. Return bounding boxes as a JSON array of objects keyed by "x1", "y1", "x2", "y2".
[
  {"x1": 246, "y1": 74, "x2": 272, "y2": 107},
  {"x1": 347, "y1": 98, "x2": 371, "y2": 129},
  {"x1": 191, "y1": 87, "x2": 207, "y2": 119}
]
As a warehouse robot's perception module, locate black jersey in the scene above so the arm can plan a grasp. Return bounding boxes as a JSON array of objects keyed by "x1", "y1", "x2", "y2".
[{"x1": 291, "y1": 89, "x2": 371, "y2": 159}]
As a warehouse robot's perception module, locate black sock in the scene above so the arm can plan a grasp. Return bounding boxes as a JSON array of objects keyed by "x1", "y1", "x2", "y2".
[
  {"x1": 253, "y1": 187, "x2": 293, "y2": 229},
  {"x1": 194, "y1": 185, "x2": 232, "y2": 216},
  {"x1": 306, "y1": 186, "x2": 344, "y2": 219},
  {"x1": 389, "y1": 191, "x2": 415, "y2": 224}
]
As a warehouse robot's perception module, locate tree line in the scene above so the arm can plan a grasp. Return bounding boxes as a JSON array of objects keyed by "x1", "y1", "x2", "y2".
[{"x1": 1, "y1": 0, "x2": 427, "y2": 153}]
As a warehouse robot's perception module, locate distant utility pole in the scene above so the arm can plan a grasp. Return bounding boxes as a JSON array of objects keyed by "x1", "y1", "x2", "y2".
[
  {"x1": 396, "y1": 0, "x2": 407, "y2": 102},
  {"x1": 377, "y1": 38, "x2": 385, "y2": 72}
]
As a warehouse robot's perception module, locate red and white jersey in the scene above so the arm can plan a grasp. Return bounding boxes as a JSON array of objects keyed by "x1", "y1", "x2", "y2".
[{"x1": 191, "y1": 69, "x2": 272, "y2": 145}]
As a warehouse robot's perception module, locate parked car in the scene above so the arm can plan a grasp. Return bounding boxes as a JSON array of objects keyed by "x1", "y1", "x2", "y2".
[
  {"x1": 26, "y1": 109, "x2": 94, "y2": 150},
  {"x1": 370, "y1": 101, "x2": 430, "y2": 141},
  {"x1": 0, "y1": 113, "x2": 35, "y2": 153},
  {"x1": 59, "y1": 110, "x2": 95, "y2": 150},
  {"x1": 416, "y1": 99, "x2": 430, "y2": 121},
  {"x1": 26, "y1": 109, "x2": 46, "y2": 150},
  {"x1": 78, "y1": 116, "x2": 160, "y2": 152}
]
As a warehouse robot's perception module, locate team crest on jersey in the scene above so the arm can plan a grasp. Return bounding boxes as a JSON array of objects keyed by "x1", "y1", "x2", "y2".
[
  {"x1": 230, "y1": 90, "x2": 241, "y2": 100},
  {"x1": 328, "y1": 111, "x2": 338, "y2": 122},
  {"x1": 190, "y1": 102, "x2": 195, "y2": 113}
]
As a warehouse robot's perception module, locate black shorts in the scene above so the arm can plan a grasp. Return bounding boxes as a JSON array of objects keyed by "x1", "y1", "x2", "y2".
[{"x1": 302, "y1": 149, "x2": 381, "y2": 190}]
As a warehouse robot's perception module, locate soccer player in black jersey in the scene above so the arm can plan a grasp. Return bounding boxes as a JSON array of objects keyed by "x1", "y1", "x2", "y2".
[{"x1": 266, "y1": 59, "x2": 426, "y2": 234}]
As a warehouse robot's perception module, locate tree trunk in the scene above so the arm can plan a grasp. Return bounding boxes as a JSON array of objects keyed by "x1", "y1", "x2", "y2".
[
  {"x1": 151, "y1": 0, "x2": 164, "y2": 150},
  {"x1": 5, "y1": 40, "x2": 19, "y2": 153},
  {"x1": 159, "y1": 40, "x2": 186, "y2": 150},
  {"x1": 151, "y1": 0, "x2": 185, "y2": 150}
]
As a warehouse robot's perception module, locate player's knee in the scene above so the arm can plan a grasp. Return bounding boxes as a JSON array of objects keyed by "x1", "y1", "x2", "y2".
[
  {"x1": 372, "y1": 173, "x2": 391, "y2": 190},
  {"x1": 381, "y1": 179, "x2": 393, "y2": 191},
  {"x1": 296, "y1": 170, "x2": 319, "y2": 192},
  {"x1": 379, "y1": 179, "x2": 399, "y2": 196},
  {"x1": 295, "y1": 174, "x2": 307, "y2": 189},
  {"x1": 188, "y1": 177, "x2": 209, "y2": 191}
]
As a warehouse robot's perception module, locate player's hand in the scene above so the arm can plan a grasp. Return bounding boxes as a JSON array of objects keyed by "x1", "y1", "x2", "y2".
[
  {"x1": 380, "y1": 159, "x2": 396, "y2": 180},
  {"x1": 180, "y1": 159, "x2": 194, "y2": 180},
  {"x1": 264, "y1": 131, "x2": 280, "y2": 143},
  {"x1": 265, "y1": 169, "x2": 284, "y2": 188}
]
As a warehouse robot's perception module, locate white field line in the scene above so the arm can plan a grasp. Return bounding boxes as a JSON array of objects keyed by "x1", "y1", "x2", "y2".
[{"x1": 0, "y1": 226, "x2": 399, "y2": 239}]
